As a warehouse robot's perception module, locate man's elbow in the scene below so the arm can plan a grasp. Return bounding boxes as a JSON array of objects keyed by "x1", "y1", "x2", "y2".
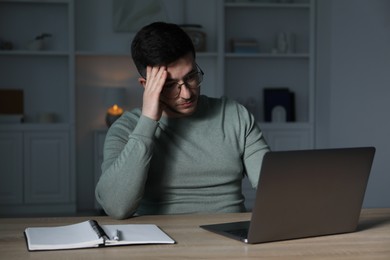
[
  {"x1": 95, "y1": 191, "x2": 136, "y2": 219},
  {"x1": 106, "y1": 208, "x2": 134, "y2": 220}
]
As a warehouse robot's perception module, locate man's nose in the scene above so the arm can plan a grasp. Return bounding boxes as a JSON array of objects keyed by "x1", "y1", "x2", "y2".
[{"x1": 179, "y1": 84, "x2": 192, "y2": 99}]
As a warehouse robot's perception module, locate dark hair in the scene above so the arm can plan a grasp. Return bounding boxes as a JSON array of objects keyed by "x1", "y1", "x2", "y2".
[{"x1": 131, "y1": 22, "x2": 196, "y2": 77}]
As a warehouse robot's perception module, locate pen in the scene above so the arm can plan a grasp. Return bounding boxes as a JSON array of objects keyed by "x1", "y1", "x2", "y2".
[{"x1": 113, "y1": 229, "x2": 120, "y2": 241}]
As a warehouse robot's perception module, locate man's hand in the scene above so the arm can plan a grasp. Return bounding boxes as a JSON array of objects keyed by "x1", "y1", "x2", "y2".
[{"x1": 141, "y1": 66, "x2": 167, "y2": 121}]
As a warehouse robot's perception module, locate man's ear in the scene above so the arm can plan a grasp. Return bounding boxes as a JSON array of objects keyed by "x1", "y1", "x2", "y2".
[{"x1": 138, "y1": 77, "x2": 146, "y2": 88}]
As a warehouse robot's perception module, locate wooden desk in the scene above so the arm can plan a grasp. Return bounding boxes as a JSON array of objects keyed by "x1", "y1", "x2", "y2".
[{"x1": 1, "y1": 208, "x2": 390, "y2": 259}]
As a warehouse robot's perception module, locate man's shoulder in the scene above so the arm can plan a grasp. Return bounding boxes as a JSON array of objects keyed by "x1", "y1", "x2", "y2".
[
  {"x1": 201, "y1": 95, "x2": 252, "y2": 123},
  {"x1": 122, "y1": 108, "x2": 142, "y2": 120},
  {"x1": 200, "y1": 95, "x2": 241, "y2": 109},
  {"x1": 108, "y1": 108, "x2": 142, "y2": 133}
]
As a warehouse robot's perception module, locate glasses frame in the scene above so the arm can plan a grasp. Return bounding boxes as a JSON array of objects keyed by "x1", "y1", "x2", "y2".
[
  {"x1": 162, "y1": 63, "x2": 204, "y2": 99},
  {"x1": 141, "y1": 63, "x2": 204, "y2": 99}
]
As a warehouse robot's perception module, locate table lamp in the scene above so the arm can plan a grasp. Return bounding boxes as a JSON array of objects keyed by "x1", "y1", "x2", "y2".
[{"x1": 104, "y1": 87, "x2": 126, "y2": 127}]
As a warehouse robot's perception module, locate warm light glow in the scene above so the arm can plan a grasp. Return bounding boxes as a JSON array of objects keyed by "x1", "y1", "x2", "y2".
[{"x1": 107, "y1": 104, "x2": 124, "y2": 116}]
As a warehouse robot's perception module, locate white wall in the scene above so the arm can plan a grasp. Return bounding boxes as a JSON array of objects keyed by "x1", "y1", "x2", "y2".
[{"x1": 316, "y1": 0, "x2": 390, "y2": 207}]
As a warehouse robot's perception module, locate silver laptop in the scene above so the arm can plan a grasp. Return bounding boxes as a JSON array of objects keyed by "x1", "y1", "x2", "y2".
[{"x1": 201, "y1": 147, "x2": 375, "y2": 244}]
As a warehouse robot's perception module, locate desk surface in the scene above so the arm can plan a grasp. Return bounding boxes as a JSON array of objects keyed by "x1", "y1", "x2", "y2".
[{"x1": 1, "y1": 208, "x2": 390, "y2": 259}]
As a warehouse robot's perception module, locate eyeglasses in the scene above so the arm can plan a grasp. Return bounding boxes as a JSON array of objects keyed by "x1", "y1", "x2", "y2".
[{"x1": 161, "y1": 64, "x2": 204, "y2": 99}]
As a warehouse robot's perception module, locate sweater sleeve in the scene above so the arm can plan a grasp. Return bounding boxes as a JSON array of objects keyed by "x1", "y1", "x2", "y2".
[
  {"x1": 95, "y1": 113, "x2": 159, "y2": 219},
  {"x1": 237, "y1": 103, "x2": 270, "y2": 188}
]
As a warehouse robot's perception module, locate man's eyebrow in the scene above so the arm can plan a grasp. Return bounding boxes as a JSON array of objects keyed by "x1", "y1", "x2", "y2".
[{"x1": 166, "y1": 68, "x2": 197, "y2": 81}]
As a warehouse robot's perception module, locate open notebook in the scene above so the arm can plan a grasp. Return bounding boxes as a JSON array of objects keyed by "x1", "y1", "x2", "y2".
[{"x1": 25, "y1": 220, "x2": 175, "y2": 251}]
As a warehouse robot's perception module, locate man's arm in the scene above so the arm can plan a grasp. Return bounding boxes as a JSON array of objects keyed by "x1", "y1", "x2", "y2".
[
  {"x1": 238, "y1": 103, "x2": 270, "y2": 187},
  {"x1": 96, "y1": 66, "x2": 167, "y2": 219},
  {"x1": 95, "y1": 115, "x2": 159, "y2": 219}
]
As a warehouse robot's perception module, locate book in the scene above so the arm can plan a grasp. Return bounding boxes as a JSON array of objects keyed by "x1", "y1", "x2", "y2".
[
  {"x1": 231, "y1": 38, "x2": 259, "y2": 53},
  {"x1": 0, "y1": 89, "x2": 24, "y2": 115},
  {"x1": 24, "y1": 220, "x2": 175, "y2": 251},
  {"x1": 263, "y1": 88, "x2": 295, "y2": 122}
]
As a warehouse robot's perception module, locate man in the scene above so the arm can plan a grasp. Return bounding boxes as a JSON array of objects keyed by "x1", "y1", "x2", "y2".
[{"x1": 95, "y1": 22, "x2": 269, "y2": 219}]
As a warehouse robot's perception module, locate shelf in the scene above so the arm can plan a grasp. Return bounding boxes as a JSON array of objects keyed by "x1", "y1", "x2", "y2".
[
  {"x1": 0, "y1": 0, "x2": 70, "y2": 4},
  {"x1": 76, "y1": 51, "x2": 129, "y2": 56},
  {"x1": 0, "y1": 123, "x2": 71, "y2": 131},
  {"x1": 225, "y1": 53, "x2": 309, "y2": 59},
  {"x1": 0, "y1": 50, "x2": 70, "y2": 56},
  {"x1": 0, "y1": 0, "x2": 76, "y2": 216},
  {"x1": 224, "y1": 0, "x2": 315, "y2": 143},
  {"x1": 75, "y1": 51, "x2": 218, "y2": 58},
  {"x1": 225, "y1": 3, "x2": 310, "y2": 9}
]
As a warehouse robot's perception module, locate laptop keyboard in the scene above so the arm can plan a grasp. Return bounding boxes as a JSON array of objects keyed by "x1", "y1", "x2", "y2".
[{"x1": 225, "y1": 228, "x2": 249, "y2": 239}]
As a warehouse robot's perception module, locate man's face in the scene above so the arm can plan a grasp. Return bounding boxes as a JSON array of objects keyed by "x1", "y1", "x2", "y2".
[{"x1": 160, "y1": 54, "x2": 201, "y2": 118}]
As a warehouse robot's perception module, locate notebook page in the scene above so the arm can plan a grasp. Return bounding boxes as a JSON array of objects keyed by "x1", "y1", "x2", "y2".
[
  {"x1": 102, "y1": 224, "x2": 175, "y2": 245},
  {"x1": 25, "y1": 221, "x2": 104, "y2": 251}
]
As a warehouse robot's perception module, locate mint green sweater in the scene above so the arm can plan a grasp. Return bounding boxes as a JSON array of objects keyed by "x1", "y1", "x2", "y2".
[{"x1": 95, "y1": 96, "x2": 269, "y2": 219}]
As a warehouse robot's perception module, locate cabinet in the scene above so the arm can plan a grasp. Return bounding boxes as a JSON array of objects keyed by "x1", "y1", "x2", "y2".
[
  {"x1": 224, "y1": 0, "x2": 315, "y2": 152},
  {"x1": 24, "y1": 132, "x2": 71, "y2": 204},
  {"x1": 223, "y1": 0, "x2": 315, "y2": 209},
  {"x1": 0, "y1": 133, "x2": 23, "y2": 205},
  {"x1": 0, "y1": 0, "x2": 75, "y2": 215},
  {"x1": 0, "y1": 129, "x2": 75, "y2": 216}
]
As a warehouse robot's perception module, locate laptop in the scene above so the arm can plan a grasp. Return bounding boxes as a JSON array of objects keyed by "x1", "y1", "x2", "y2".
[{"x1": 201, "y1": 147, "x2": 375, "y2": 244}]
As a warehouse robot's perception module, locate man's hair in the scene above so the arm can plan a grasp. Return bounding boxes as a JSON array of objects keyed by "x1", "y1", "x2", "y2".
[{"x1": 131, "y1": 22, "x2": 196, "y2": 77}]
